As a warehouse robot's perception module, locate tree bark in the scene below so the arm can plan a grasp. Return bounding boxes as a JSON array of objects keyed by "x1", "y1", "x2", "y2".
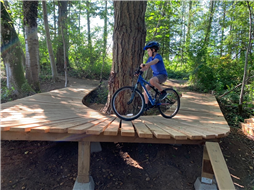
[
  {"x1": 239, "y1": 1, "x2": 252, "y2": 114},
  {"x1": 102, "y1": 1, "x2": 147, "y2": 114},
  {"x1": 86, "y1": 0, "x2": 92, "y2": 66},
  {"x1": 1, "y1": 2, "x2": 27, "y2": 96},
  {"x1": 186, "y1": 1, "x2": 192, "y2": 55},
  {"x1": 54, "y1": 1, "x2": 56, "y2": 38},
  {"x1": 56, "y1": 1, "x2": 68, "y2": 73},
  {"x1": 220, "y1": 3, "x2": 226, "y2": 57},
  {"x1": 23, "y1": 1, "x2": 40, "y2": 92},
  {"x1": 203, "y1": 1, "x2": 215, "y2": 46},
  {"x1": 100, "y1": 1, "x2": 108, "y2": 83},
  {"x1": 42, "y1": 1, "x2": 58, "y2": 82}
]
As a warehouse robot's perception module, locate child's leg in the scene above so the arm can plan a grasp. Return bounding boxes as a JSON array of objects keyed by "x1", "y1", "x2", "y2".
[
  {"x1": 143, "y1": 84, "x2": 151, "y2": 104},
  {"x1": 149, "y1": 77, "x2": 163, "y2": 92},
  {"x1": 150, "y1": 75, "x2": 167, "y2": 100}
]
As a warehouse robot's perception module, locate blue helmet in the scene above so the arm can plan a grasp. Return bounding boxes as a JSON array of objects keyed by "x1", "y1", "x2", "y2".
[{"x1": 143, "y1": 41, "x2": 160, "y2": 50}]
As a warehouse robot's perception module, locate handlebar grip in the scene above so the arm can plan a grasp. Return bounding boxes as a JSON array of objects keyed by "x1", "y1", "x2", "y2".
[{"x1": 134, "y1": 68, "x2": 143, "y2": 76}]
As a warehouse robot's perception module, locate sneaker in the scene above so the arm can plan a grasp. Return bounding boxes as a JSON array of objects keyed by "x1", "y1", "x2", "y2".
[
  {"x1": 144, "y1": 102, "x2": 153, "y2": 111},
  {"x1": 159, "y1": 90, "x2": 167, "y2": 100}
]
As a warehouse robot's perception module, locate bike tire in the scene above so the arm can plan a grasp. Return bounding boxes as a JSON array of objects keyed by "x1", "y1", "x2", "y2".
[
  {"x1": 158, "y1": 88, "x2": 180, "y2": 118},
  {"x1": 112, "y1": 86, "x2": 145, "y2": 121}
]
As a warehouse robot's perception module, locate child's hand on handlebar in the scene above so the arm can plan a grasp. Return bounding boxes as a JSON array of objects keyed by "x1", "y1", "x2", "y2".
[{"x1": 140, "y1": 63, "x2": 147, "y2": 71}]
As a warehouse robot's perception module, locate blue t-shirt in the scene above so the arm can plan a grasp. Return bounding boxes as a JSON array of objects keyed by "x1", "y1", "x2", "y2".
[{"x1": 146, "y1": 54, "x2": 167, "y2": 77}]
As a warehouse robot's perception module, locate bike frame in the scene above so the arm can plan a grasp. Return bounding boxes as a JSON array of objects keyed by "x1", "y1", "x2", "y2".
[{"x1": 134, "y1": 74, "x2": 160, "y2": 106}]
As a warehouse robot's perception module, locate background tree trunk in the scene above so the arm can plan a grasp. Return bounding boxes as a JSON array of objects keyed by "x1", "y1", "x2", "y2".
[
  {"x1": 239, "y1": 1, "x2": 252, "y2": 114},
  {"x1": 100, "y1": 1, "x2": 108, "y2": 83},
  {"x1": 23, "y1": 1, "x2": 40, "y2": 92},
  {"x1": 102, "y1": 1, "x2": 147, "y2": 114},
  {"x1": 42, "y1": 1, "x2": 58, "y2": 82},
  {"x1": 86, "y1": 0, "x2": 92, "y2": 67},
  {"x1": 42, "y1": 0, "x2": 57, "y2": 82},
  {"x1": 1, "y1": 2, "x2": 27, "y2": 96},
  {"x1": 56, "y1": 1, "x2": 68, "y2": 73}
]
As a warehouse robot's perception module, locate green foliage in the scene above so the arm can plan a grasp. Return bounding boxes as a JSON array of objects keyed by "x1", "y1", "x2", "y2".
[
  {"x1": 21, "y1": 81, "x2": 35, "y2": 95},
  {"x1": 1, "y1": 87, "x2": 14, "y2": 101},
  {"x1": 1, "y1": 59, "x2": 5, "y2": 76},
  {"x1": 68, "y1": 32, "x2": 112, "y2": 79},
  {"x1": 84, "y1": 82, "x2": 108, "y2": 105}
]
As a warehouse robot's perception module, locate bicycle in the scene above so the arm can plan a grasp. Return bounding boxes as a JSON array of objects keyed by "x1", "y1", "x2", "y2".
[{"x1": 111, "y1": 68, "x2": 180, "y2": 121}]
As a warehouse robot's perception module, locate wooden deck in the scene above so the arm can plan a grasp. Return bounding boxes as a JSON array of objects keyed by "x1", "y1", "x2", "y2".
[{"x1": 1, "y1": 85, "x2": 230, "y2": 144}]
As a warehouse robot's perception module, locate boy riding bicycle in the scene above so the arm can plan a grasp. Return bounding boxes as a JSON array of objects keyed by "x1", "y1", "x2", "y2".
[{"x1": 140, "y1": 41, "x2": 168, "y2": 111}]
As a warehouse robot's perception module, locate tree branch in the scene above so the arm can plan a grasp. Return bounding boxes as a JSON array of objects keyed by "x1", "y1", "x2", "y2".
[{"x1": 219, "y1": 75, "x2": 254, "y2": 98}]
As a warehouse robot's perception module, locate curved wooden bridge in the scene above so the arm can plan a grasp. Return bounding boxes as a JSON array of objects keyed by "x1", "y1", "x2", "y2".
[
  {"x1": 1, "y1": 82, "x2": 231, "y2": 189},
  {"x1": 1, "y1": 85, "x2": 229, "y2": 143}
]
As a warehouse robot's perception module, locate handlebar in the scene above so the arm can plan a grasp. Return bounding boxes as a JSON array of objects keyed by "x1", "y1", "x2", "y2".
[{"x1": 135, "y1": 67, "x2": 143, "y2": 76}]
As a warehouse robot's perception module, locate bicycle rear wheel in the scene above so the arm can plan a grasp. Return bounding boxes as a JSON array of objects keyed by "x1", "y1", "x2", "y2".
[
  {"x1": 112, "y1": 86, "x2": 145, "y2": 121},
  {"x1": 158, "y1": 88, "x2": 180, "y2": 118}
]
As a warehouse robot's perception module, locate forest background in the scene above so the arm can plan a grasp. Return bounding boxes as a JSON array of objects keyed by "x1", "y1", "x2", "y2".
[{"x1": 1, "y1": 0, "x2": 254, "y2": 122}]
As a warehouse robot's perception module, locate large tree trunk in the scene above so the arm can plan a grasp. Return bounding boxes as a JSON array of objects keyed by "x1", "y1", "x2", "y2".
[
  {"x1": 56, "y1": 1, "x2": 68, "y2": 73},
  {"x1": 102, "y1": 1, "x2": 147, "y2": 114},
  {"x1": 23, "y1": 1, "x2": 40, "y2": 92},
  {"x1": 42, "y1": 1, "x2": 58, "y2": 82},
  {"x1": 1, "y1": 2, "x2": 27, "y2": 96}
]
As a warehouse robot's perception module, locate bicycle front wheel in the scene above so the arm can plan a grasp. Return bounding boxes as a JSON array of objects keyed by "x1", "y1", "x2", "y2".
[
  {"x1": 158, "y1": 88, "x2": 180, "y2": 118},
  {"x1": 112, "y1": 86, "x2": 145, "y2": 121}
]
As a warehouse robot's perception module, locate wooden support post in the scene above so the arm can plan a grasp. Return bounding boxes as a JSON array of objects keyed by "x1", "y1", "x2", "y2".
[
  {"x1": 200, "y1": 142, "x2": 235, "y2": 190},
  {"x1": 201, "y1": 145, "x2": 214, "y2": 184},
  {"x1": 206, "y1": 142, "x2": 235, "y2": 190},
  {"x1": 77, "y1": 141, "x2": 91, "y2": 183}
]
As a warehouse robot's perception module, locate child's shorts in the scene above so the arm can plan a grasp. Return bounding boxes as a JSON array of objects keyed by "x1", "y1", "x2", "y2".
[{"x1": 155, "y1": 74, "x2": 167, "y2": 84}]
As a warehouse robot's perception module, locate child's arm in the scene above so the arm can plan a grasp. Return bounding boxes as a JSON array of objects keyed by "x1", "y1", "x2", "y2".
[{"x1": 140, "y1": 58, "x2": 159, "y2": 71}]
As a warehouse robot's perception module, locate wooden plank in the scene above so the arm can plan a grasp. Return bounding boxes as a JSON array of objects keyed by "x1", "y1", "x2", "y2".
[
  {"x1": 166, "y1": 121, "x2": 216, "y2": 139},
  {"x1": 142, "y1": 120, "x2": 171, "y2": 139},
  {"x1": 10, "y1": 118, "x2": 87, "y2": 132},
  {"x1": 145, "y1": 117, "x2": 202, "y2": 140},
  {"x1": 45, "y1": 118, "x2": 97, "y2": 133},
  {"x1": 1, "y1": 110, "x2": 105, "y2": 129},
  {"x1": 1, "y1": 112, "x2": 101, "y2": 131},
  {"x1": 86, "y1": 117, "x2": 115, "y2": 135},
  {"x1": 132, "y1": 120, "x2": 153, "y2": 138},
  {"x1": 175, "y1": 121, "x2": 223, "y2": 139},
  {"x1": 240, "y1": 122, "x2": 254, "y2": 137},
  {"x1": 201, "y1": 145, "x2": 214, "y2": 181},
  {"x1": 68, "y1": 117, "x2": 110, "y2": 134},
  {"x1": 1, "y1": 131, "x2": 205, "y2": 144},
  {"x1": 206, "y1": 142, "x2": 235, "y2": 190},
  {"x1": 121, "y1": 120, "x2": 135, "y2": 137},
  {"x1": 1, "y1": 114, "x2": 81, "y2": 130},
  {"x1": 178, "y1": 109, "x2": 224, "y2": 118},
  {"x1": 144, "y1": 119, "x2": 188, "y2": 140},
  {"x1": 1, "y1": 109, "x2": 90, "y2": 121},
  {"x1": 103, "y1": 118, "x2": 120, "y2": 136},
  {"x1": 154, "y1": 116, "x2": 223, "y2": 139},
  {"x1": 245, "y1": 118, "x2": 254, "y2": 123},
  {"x1": 1, "y1": 104, "x2": 86, "y2": 113}
]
